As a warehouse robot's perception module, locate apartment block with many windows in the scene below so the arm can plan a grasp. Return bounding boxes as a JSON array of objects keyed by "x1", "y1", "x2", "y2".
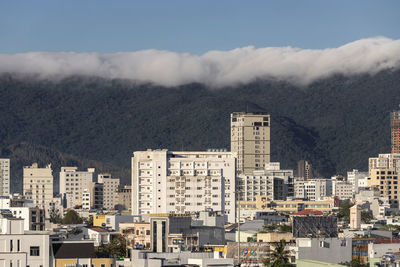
[
  {"x1": 131, "y1": 149, "x2": 236, "y2": 223},
  {"x1": 231, "y1": 112, "x2": 270, "y2": 174},
  {"x1": 59, "y1": 167, "x2": 95, "y2": 208},
  {"x1": 0, "y1": 158, "x2": 10, "y2": 196},
  {"x1": 23, "y1": 163, "x2": 53, "y2": 210}
]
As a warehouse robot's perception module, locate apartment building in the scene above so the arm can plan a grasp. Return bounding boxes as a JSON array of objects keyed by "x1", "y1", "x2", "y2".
[
  {"x1": 238, "y1": 197, "x2": 338, "y2": 213},
  {"x1": 332, "y1": 181, "x2": 354, "y2": 200},
  {"x1": 131, "y1": 149, "x2": 236, "y2": 223},
  {"x1": 237, "y1": 162, "x2": 293, "y2": 201},
  {"x1": 347, "y1": 169, "x2": 369, "y2": 193},
  {"x1": 23, "y1": 163, "x2": 53, "y2": 210},
  {"x1": 82, "y1": 189, "x2": 90, "y2": 210},
  {"x1": 297, "y1": 160, "x2": 313, "y2": 180},
  {"x1": 115, "y1": 185, "x2": 132, "y2": 211},
  {"x1": 369, "y1": 153, "x2": 400, "y2": 175},
  {"x1": 367, "y1": 168, "x2": 399, "y2": 208},
  {"x1": 0, "y1": 195, "x2": 45, "y2": 231},
  {"x1": 230, "y1": 112, "x2": 270, "y2": 174},
  {"x1": 59, "y1": 167, "x2": 95, "y2": 208},
  {"x1": 0, "y1": 158, "x2": 10, "y2": 196},
  {"x1": 0, "y1": 210, "x2": 50, "y2": 267},
  {"x1": 98, "y1": 173, "x2": 120, "y2": 210},
  {"x1": 89, "y1": 182, "x2": 103, "y2": 210},
  {"x1": 391, "y1": 105, "x2": 400, "y2": 153},
  {"x1": 294, "y1": 178, "x2": 332, "y2": 201}
]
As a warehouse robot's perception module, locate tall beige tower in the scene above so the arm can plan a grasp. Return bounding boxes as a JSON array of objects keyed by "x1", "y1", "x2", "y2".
[
  {"x1": 350, "y1": 205, "x2": 361, "y2": 229},
  {"x1": 391, "y1": 105, "x2": 400, "y2": 153},
  {"x1": 0, "y1": 158, "x2": 10, "y2": 196},
  {"x1": 23, "y1": 163, "x2": 53, "y2": 209},
  {"x1": 230, "y1": 112, "x2": 270, "y2": 174}
]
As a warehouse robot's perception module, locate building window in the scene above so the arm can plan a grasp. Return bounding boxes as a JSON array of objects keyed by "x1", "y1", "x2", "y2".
[
  {"x1": 101, "y1": 264, "x2": 106, "y2": 267},
  {"x1": 17, "y1": 240, "x2": 20, "y2": 252},
  {"x1": 30, "y1": 246, "x2": 40, "y2": 256}
]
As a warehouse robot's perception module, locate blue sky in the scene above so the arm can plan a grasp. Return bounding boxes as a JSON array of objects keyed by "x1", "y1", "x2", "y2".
[{"x1": 0, "y1": 1, "x2": 399, "y2": 54}]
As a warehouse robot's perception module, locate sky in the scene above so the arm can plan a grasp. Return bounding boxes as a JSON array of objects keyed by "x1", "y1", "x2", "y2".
[{"x1": 0, "y1": 1, "x2": 400, "y2": 54}]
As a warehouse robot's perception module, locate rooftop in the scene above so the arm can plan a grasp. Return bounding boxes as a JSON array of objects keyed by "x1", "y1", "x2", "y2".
[{"x1": 291, "y1": 209, "x2": 324, "y2": 216}]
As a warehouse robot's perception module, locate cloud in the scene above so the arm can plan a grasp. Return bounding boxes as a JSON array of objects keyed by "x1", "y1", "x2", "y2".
[{"x1": 1, "y1": 37, "x2": 400, "y2": 87}]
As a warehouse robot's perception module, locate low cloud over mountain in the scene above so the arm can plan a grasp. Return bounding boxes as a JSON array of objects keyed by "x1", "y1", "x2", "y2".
[{"x1": 1, "y1": 37, "x2": 400, "y2": 87}]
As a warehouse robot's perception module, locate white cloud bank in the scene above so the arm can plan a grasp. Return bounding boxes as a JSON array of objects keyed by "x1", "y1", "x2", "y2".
[{"x1": 1, "y1": 37, "x2": 400, "y2": 87}]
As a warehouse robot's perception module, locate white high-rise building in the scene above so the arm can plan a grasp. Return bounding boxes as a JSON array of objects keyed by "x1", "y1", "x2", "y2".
[
  {"x1": 231, "y1": 112, "x2": 270, "y2": 174},
  {"x1": 82, "y1": 189, "x2": 90, "y2": 210},
  {"x1": 0, "y1": 158, "x2": 10, "y2": 196},
  {"x1": 131, "y1": 149, "x2": 236, "y2": 223},
  {"x1": 294, "y1": 178, "x2": 332, "y2": 201},
  {"x1": 237, "y1": 162, "x2": 294, "y2": 201},
  {"x1": 23, "y1": 163, "x2": 53, "y2": 209},
  {"x1": 98, "y1": 173, "x2": 120, "y2": 210},
  {"x1": 59, "y1": 167, "x2": 95, "y2": 208}
]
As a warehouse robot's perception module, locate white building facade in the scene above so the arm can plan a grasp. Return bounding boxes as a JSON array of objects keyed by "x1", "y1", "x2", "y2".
[
  {"x1": 0, "y1": 211, "x2": 50, "y2": 267},
  {"x1": 347, "y1": 169, "x2": 369, "y2": 193},
  {"x1": 59, "y1": 167, "x2": 95, "y2": 208},
  {"x1": 131, "y1": 149, "x2": 236, "y2": 223},
  {"x1": 237, "y1": 162, "x2": 293, "y2": 201},
  {"x1": 294, "y1": 178, "x2": 332, "y2": 201},
  {"x1": 0, "y1": 159, "x2": 10, "y2": 196}
]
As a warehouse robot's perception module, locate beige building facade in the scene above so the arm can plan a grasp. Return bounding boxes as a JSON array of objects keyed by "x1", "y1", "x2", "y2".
[
  {"x1": 115, "y1": 185, "x2": 132, "y2": 211},
  {"x1": 367, "y1": 168, "x2": 399, "y2": 208},
  {"x1": 0, "y1": 158, "x2": 10, "y2": 196},
  {"x1": 98, "y1": 173, "x2": 120, "y2": 210},
  {"x1": 59, "y1": 167, "x2": 95, "y2": 208},
  {"x1": 23, "y1": 163, "x2": 53, "y2": 210},
  {"x1": 231, "y1": 112, "x2": 270, "y2": 174}
]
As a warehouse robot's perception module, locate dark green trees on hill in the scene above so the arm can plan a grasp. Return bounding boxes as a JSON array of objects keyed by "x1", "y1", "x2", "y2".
[{"x1": 0, "y1": 70, "x2": 399, "y2": 192}]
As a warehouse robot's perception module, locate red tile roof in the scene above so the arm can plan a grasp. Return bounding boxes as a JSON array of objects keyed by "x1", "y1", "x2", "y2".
[{"x1": 291, "y1": 209, "x2": 324, "y2": 216}]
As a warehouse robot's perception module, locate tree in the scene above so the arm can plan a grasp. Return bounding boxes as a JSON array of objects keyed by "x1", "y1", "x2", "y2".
[
  {"x1": 49, "y1": 205, "x2": 62, "y2": 224},
  {"x1": 263, "y1": 240, "x2": 293, "y2": 267},
  {"x1": 338, "y1": 202, "x2": 354, "y2": 223},
  {"x1": 106, "y1": 234, "x2": 127, "y2": 258},
  {"x1": 278, "y1": 225, "x2": 292, "y2": 233},
  {"x1": 361, "y1": 211, "x2": 373, "y2": 223},
  {"x1": 61, "y1": 210, "x2": 83, "y2": 224}
]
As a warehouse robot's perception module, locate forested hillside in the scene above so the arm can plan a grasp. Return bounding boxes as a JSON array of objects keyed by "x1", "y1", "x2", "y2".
[{"x1": 0, "y1": 70, "x2": 399, "y2": 192}]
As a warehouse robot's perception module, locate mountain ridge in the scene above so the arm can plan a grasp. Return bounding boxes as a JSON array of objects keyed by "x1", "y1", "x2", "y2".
[{"x1": 0, "y1": 70, "x2": 399, "y2": 192}]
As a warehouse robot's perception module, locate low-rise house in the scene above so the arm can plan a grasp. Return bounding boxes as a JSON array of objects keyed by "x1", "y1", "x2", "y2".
[
  {"x1": 84, "y1": 227, "x2": 117, "y2": 247},
  {"x1": 120, "y1": 222, "x2": 151, "y2": 249},
  {"x1": 104, "y1": 214, "x2": 134, "y2": 231},
  {"x1": 51, "y1": 241, "x2": 116, "y2": 267}
]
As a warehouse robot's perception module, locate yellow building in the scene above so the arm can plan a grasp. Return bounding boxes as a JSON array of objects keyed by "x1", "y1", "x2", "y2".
[
  {"x1": 93, "y1": 214, "x2": 106, "y2": 227},
  {"x1": 367, "y1": 168, "x2": 399, "y2": 208},
  {"x1": 55, "y1": 259, "x2": 115, "y2": 267},
  {"x1": 238, "y1": 196, "x2": 337, "y2": 213},
  {"x1": 257, "y1": 232, "x2": 294, "y2": 243}
]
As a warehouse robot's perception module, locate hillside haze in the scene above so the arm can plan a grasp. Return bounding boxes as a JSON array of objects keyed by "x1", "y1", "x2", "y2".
[{"x1": 1, "y1": 70, "x2": 399, "y2": 192}]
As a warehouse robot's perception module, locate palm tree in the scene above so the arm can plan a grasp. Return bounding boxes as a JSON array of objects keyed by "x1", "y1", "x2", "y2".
[{"x1": 263, "y1": 239, "x2": 293, "y2": 267}]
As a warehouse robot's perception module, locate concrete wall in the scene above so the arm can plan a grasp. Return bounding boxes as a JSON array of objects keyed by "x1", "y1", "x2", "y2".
[{"x1": 296, "y1": 238, "x2": 352, "y2": 264}]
